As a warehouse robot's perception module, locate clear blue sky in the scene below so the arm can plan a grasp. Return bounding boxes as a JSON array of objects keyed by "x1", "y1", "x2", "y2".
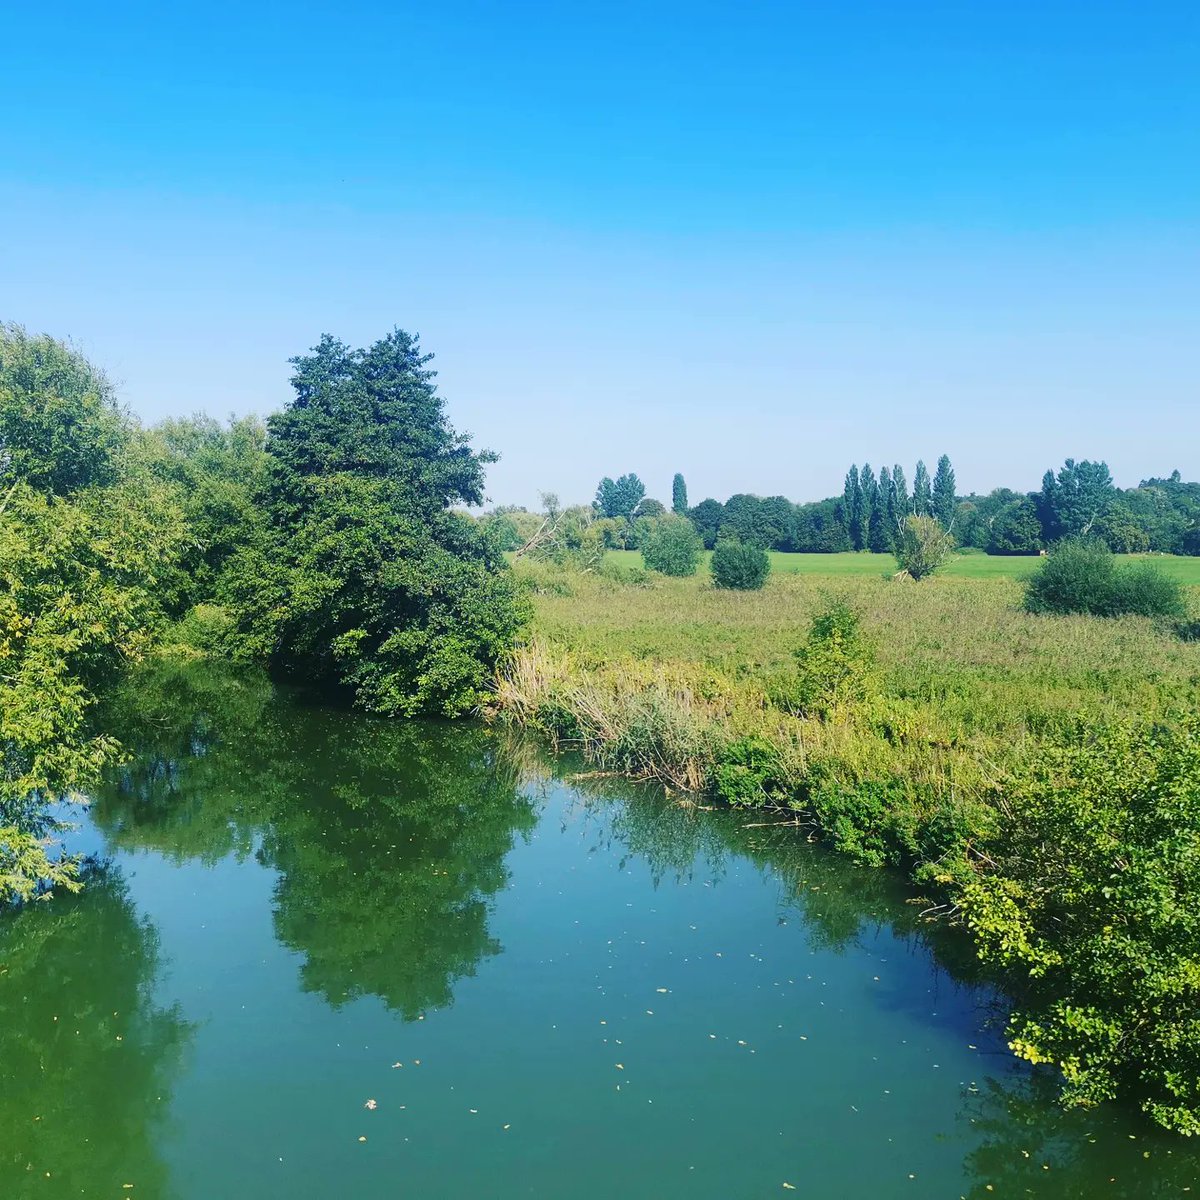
[{"x1": 3, "y1": 1, "x2": 1197, "y2": 508}]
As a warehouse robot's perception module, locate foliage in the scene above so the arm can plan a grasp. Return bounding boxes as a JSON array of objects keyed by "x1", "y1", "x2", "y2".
[
  {"x1": 688, "y1": 498, "x2": 724, "y2": 548},
  {"x1": 932, "y1": 454, "x2": 957, "y2": 528},
  {"x1": 1, "y1": 328, "x2": 187, "y2": 902},
  {"x1": 961, "y1": 718, "x2": 1200, "y2": 1134},
  {"x1": 913, "y1": 459, "x2": 932, "y2": 516},
  {"x1": 1039, "y1": 459, "x2": 1117, "y2": 541},
  {"x1": 711, "y1": 538, "x2": 770, "y2": 590},
  {"x1": 641, "y1": 515, "x2": 702, "y2": 576},
  {"x1": 222, "y1": 330, "x2": 528, "y2": 716},
  {"x1": 1024, "y1": 538, "x2": 1186, "y2": 619},
  {"x1": 593, "y1": 473, "x2": 645, "y2": 520},
  {"x1": 895, "y1": 514, "x2": 955, "y2": 579},
  {"x1": 788, "y1": 602, "x2": 876, "y2": 717},
  {"x1": 672, "y1": 472, "x2": 688, "y2": 515},
  {"x1": 714, "y1": 736, "x2": 789, "y2": 806},
  {"x1": 987, "y1": 497, "x2": 1042, "y2": 555},
  {"x1": 0, "y1": 323, "x2": 128, "y2": 494}
]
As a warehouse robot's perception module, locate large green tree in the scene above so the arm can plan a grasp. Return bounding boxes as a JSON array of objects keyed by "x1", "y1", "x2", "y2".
[
  {"x1": 912, "y1": 459, "x2": 932, "y2": 517},
  {"x1": 1, "y1": 327, "x2": 184, "y2": 902},
  {"x1": 593, "y1": 473, "x2": 645, "y2": 520},
  {"x1": 223, "y1": 329, "x2": 527, "y2": 716},
  {"x1": 932, "y1": 454, "x2": 956, "y2": 528}
]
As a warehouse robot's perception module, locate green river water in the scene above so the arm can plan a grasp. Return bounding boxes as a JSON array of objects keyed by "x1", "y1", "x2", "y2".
[{"x1": 2, "y1": 662, "x2": 1196, "y2": 1198}]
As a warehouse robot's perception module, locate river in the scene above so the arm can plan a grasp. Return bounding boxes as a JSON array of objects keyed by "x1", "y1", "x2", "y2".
[{"x1": 1, "y1": 661, "x2": 1195, "y2": 1198}]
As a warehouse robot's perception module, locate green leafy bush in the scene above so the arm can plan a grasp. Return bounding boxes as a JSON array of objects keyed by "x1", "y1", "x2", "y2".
[
  {"x1": 711, "y1": 539, "x2": 770, "y2": 590},
  {"x1": 789, "y1": 602, "x2": 876, "y2": 717},
  {"x1": 641, "y1": 515, "x2": 702, "y2": 577},
  {"x1": 961, "y1": 718, "x2": 1200, "y2": 1133},
  {"x1": 895, "y1": 514, "x2": 955, "y2": 580},
  {"x1": 714, "y1": 736, "x2": 788, "y2": 806},
  {"x1": 1024, "y1": 539, "x2": 1185, "y2": 618}
]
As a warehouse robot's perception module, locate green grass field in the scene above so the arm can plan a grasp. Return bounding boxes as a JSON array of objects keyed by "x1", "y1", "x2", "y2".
[{"x1": 604, "y1": 547, "x2": 1200, "y2": 584}]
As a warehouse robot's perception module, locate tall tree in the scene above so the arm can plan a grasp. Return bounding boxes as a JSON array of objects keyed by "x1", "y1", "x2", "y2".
[
  {"x1": 891, "y1": 464, "x2": 909, "y2": 524},
  {"x1": 913, "y1": 460, "x2": 932, "y2": 516},
  {"x1": 932, "y1": 454, "x2": 957, "y2": 529},
  {"x1": 843, "y1": 465, "x2": 865, "y2": 551},
  {"x1": 227, "y1": 328, "x2": 526, "y2": 717},
  {"x1": 688, "y1": 498, "x2": 724, "y2": 549},
  {"x1": 594, "y1": 473, "x2": 645, "y2": 520},
  {"x1": 671, "y1": 472, "x2": 688, "y2": 515},
  {"x1": 878, "y1": 466, "x2": 897, "y2": 549},
  {"x1": 1038, "y1": 459, "x2": 1116, "y2": 542}
]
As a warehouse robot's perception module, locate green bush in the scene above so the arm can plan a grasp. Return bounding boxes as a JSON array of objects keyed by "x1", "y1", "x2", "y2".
[
  {"x1": 1108, "y1": 561, "x2": 1188, "y2": 618},
  {"x1": 711, "y1": 539, "x2": 770, "y2": 590},
  {"x1": 641, "y1": 515, "x2": 702, "y2": 577},
  {"x1": 789, "y1": 602, "x2": 876, "y2": 717},
  {"x1": 714, "y1": 736, "x2": 789, "y2": 806},
  {"x1": 1025, "y1": 539, "x2": 1185, "y2": 618},
  {"x1": 961, "y1": 717, "x2": 1200, "y2": 1133},
  {"x1": 895, "y1": 514, "x2": 955, "y2": 580}
]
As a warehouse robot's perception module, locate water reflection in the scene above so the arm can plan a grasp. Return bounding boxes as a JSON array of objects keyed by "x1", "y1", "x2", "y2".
[
  {"x1": 0, "y1": 866, "x2": 192, "y2": 1198},
  {"x1": 94, "y1": 661, "x2": 537, "y2": 1017}
]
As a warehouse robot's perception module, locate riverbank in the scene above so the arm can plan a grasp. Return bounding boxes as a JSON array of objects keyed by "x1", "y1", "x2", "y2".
[{"x1": 491, "y1": 558, "x2": 1200, "y2": 1132}]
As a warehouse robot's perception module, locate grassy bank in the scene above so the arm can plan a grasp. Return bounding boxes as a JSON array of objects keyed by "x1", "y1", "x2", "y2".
[{"x1": 492, "y1": 558, "x2": 1200, "y2": 1132}]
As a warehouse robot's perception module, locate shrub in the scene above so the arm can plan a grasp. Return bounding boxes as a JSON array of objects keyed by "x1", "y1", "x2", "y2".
[
  {"x1": 714, "y1": 736, "x2": 789, "y2": 806},
  {"x1": 711, "y1": 539, "x2": 770, "y2": 590},
  {"x1": 1024, "y1": 539, "x2": 1185, "y2": 618},
  {"x1": 641, "y1": 515, "x2": 702, "y2": 577},
  {"x1": 960, "y1": 718, "x2": 1200, "y2": 1133},
  {"x1": 1023, "y1": 538, "x2": 1115, "y2": 615},
  {"x1": 789, "y1": 602, "x2": 876, "y2": 717},
  {"x1": 1108, "y1": 561, "x2": 1187, "y2": 619},
  {"x1": 895, "y1": 514, "x2": 955, "y2": 580}
]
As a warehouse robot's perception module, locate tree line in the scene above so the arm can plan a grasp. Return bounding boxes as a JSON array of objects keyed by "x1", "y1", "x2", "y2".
[
  {"x1": 1, "y1": 323, "x2": 527, "y2": 902},
  {"x1": 482, "y1": 455, "x2": 1200, "y2": 557}
]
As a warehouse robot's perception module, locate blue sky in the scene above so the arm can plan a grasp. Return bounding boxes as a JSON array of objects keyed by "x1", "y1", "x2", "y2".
[{"x1": 2, "y1": 1, "x2": 1197, "y2": 508}]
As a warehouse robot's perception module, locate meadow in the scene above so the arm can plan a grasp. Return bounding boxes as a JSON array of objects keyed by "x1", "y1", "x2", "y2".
[{"x1": 604, "y1": 547, "x2": 1200, "y2": 583}]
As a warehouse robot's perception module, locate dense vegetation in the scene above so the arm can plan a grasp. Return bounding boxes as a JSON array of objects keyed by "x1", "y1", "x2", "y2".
[{"x1": 0, "y1": 324, "x2": 525, "y2": 902}]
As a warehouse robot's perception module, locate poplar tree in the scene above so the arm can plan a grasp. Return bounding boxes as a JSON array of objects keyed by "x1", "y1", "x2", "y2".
[
  {"x1": 891, "y1": 464, "x2": 909, "y2": 526},
  {"x1": 932, "y1": 454, "x2": 957, "y2": 529},
  {"x1": 913, "y1": 460, "x2": 932, "y2": 516},
  {"x1": 843, "y1": 465, "x2": 864, "y2": 550},
  {"x1": 672, "y1": 472, "x2": 688, "y2": 515}
]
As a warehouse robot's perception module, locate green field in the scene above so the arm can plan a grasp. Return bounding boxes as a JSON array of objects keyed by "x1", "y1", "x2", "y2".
[{"x1": 604, "y1": 547, "x2": 1200, "y2": 584}]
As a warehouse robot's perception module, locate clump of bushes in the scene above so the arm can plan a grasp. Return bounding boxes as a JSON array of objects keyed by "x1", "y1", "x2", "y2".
[
  {"x1": 711, "y1": 539, "x2": 770, "y2": 590},
  {"x1": 895, "y1": 514, "x2": 955, "y2": 580},
  {"x1": 640, "y1": 515, "x2": 702, "y2": 577},
  {"x1": 1024, "y1": 538, "x2": 1186, "y2": 618}
]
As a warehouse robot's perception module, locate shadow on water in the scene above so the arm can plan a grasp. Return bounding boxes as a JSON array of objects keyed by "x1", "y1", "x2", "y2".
[{"x1": 3, "y1": 658, "x2": 1193, "y2": 1197}]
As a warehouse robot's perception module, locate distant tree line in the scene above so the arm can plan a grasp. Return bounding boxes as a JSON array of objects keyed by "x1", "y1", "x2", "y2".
[{"x1": 482, "y1": 457, "x2": 1200, "y2": 558}]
